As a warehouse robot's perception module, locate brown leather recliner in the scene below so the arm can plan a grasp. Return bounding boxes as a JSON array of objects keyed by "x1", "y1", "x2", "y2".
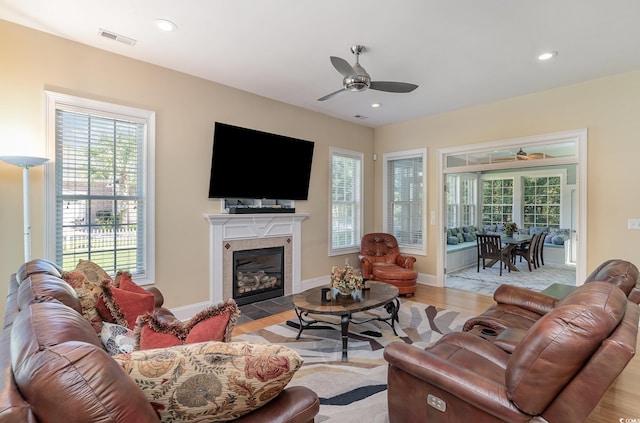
[
  {"x1": 384, "y1": 281, "x2": 639, "y2": 423},
  {"x1": 462, "y1": 258, "x2": 640, "y2": 335},
  {"x1": 359, "y1": 233, "x2": 418, "y2": 295}
]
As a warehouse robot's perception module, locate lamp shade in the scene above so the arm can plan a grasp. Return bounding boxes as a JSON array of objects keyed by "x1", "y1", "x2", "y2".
[{"x1": 0, "y1": 155, "x2": 49, "y2": 168}]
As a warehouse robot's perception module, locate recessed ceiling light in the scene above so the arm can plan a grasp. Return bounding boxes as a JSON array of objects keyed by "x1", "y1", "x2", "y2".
[
  {"x1": 538, "y1": 51, "x2": 558, "y2": 61},
  {"x1": 154, "y1": 19, "x2": 177, "y2": 32},
  {"x1": 371, "y1": 103, "x2": 381, "y2": 108}
]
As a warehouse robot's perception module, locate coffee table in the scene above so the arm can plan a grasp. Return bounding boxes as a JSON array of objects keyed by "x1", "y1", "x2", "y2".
[{"x1": 292, "y1": 281, "x2": 400, "y2": 362}]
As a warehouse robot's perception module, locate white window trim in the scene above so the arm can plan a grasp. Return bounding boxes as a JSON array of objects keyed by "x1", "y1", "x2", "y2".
[
  {"x1": 43, "y1": 91, "x2": 156, "y2": 285},
  {"x1": 382, "y1": 148, "x2": 427, "y2": 256},
  {"x1": 447, "y1": 173, "x2": 478, "y2": 228},
  {"x1": 328, "y1": 147, "x2": 364, "y2": 256}
]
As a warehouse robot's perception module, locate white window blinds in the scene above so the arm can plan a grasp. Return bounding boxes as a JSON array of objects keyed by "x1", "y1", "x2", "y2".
[
  {"x1": 330, "y1": 148, "x2": 363, "y2": 254},
  {"x1": 384, "y1": 150, "x2": 425, "y2": 250},
  {"x1": 55, "y1": 108, "x2": 146, "y2": 275}
]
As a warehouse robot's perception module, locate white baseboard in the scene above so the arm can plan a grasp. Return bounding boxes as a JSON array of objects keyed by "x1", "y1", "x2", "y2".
[
  {"x1": 417, "y1": 272, "x2": 438, "y2": 286},
  {"x1": 169, "y1": 273, "x2": 438, "y2": 320},
  {"x1": 169, "y1": 301, "x2": 211, "y2": 321}
]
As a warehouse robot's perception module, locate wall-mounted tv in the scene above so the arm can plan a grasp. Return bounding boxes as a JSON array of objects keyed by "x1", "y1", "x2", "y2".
[{"x1": 208, "y1": 122, "x2": 315, "y2": 200}]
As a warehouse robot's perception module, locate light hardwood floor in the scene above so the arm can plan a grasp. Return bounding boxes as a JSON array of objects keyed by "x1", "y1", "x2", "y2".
[{"x1": 233, "y1": 284, "x2": 640, "y2": 422}]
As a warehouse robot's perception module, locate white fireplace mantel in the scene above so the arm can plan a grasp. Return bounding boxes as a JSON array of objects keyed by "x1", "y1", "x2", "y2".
[{"x1": 204, "y1": 213, "x2": 309, "y2": 304}]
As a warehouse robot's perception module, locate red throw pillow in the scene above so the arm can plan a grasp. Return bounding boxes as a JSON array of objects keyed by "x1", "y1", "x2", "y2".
[
  {"x1": 98, "y1": 271, "x2": 155, "y2": 330},
  {"x1": 134, "y1": 299, "x2": 240, "y2": 350}
]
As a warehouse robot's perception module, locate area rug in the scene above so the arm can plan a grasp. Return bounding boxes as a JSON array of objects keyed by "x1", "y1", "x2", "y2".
[
  {"x1": 233, "y1": 301, "x2": 473, "y2": 423},
  {"x1": 446, "y1": 262, "x2": 576, "y2": 296}
]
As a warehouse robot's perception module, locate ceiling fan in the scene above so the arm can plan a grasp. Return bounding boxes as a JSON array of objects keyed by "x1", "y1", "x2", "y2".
[{"x1": 317, "y1": 45, "x2": 418, "y2": 101}]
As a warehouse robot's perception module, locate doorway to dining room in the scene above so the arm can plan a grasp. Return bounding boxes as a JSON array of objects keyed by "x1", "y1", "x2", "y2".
[{"x1": 437, "y1": 129, "x2": 586, "y2": 293}]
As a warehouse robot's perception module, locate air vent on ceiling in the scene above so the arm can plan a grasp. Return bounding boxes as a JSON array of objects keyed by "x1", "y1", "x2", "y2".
[
  {"x1": 353, "y1": 115, "x2": 368, "y2": 120},
  {"x1": 98, "y1": 28, "x2": 137, "y2": 46}
]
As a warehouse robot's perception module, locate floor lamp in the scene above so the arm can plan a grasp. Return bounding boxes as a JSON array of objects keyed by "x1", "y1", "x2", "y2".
[{"x1": 1, "y1": 155, "x2": 49, "y2": 262}]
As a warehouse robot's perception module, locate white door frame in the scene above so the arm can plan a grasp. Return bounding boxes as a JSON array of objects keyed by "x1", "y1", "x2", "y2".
[{"x1": 436, "y1": 129, "x2": 587, "y2": 287}]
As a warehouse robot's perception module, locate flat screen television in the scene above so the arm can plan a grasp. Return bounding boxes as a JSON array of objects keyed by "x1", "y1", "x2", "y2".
[{"x1": 208, "y1": 122, "x2": 315, "y2": 200}]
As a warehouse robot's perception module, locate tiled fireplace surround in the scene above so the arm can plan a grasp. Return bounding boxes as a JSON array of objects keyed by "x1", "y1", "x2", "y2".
[{"x1": 204, "y1": 213, "x2": 309, "y2": 306}]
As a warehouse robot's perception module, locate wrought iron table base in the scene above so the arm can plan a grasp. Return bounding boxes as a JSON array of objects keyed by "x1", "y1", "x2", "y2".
[{"x1": 294, "y1": 298, "x2": 400, "y2": 362}]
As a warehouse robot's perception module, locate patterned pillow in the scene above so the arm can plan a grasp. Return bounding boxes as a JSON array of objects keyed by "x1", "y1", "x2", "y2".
[
  {"x1": 61, "y1": 270, "x2": 104, "y2": 332},
  {"x1": 112, "y1": 341, "x2": 303, "y2": 422},
  {"x1": 100, "y1": 322, "x2": 136, "y2": 355},
  {"x1": 74, "y1": 259, "x2": 113, "y2": 284},
  {"x1": 134, "y1": 299, "x2": 240, "y2": 350}
]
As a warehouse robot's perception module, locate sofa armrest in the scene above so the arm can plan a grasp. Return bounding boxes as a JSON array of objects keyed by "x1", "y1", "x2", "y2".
[
  {"x1": 492, "y1": 328, "x2": 528, "y2": 353},
  {"x1": 395, "y1": 254, "x2": 416, "y2": 269},
  {"x1": 359, "y1": 256, "x2": 373, "y2": 279},
  {"x1": 383, "y1": 340, "x2": 525, "y2": 422},
  {"x1": 493, "y1": 284, "x2": 557, "y2": 315},
  {"x1": 145, "y1": 286, "x2": 165, "y2": 308},
  {"x1": 234, "y1": 386, "x2": 319, "y2": 423}
]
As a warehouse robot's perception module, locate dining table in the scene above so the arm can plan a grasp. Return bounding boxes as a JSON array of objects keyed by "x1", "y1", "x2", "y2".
[
  {"x1": 501, "y1": 235, "x2": 532, "y2": 271},
  {"x1": 480, "y1": 235, "x2": 532, "y2": 272}
]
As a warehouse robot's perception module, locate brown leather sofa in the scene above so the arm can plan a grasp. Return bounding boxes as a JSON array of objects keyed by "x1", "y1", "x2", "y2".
[
  {"x1": 359, "y1": 233, "x2": 418, "y2": 295},
  {"x1": 384, "y1": 281, "x2": 639, "y2": 422},
  {"x1": 0, "y1": 259, "x2": 319, "y2": 423}
]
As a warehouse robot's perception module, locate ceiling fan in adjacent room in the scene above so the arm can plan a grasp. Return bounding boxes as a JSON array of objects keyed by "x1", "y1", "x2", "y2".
[{"x1": 317, "y1": 45, "x2": 419, "y2": 101}]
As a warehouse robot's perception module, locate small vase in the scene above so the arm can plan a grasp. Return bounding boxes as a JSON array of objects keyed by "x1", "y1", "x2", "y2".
[
  {"x1": 331, "y1": 287, "x2": 344, "y2": 300},
  {"x1": 351, "y1": 289, "x2": 362, "y2": 301},
  {"x1": 338, "y1": 287, "x2": 352, "y2": 296}
]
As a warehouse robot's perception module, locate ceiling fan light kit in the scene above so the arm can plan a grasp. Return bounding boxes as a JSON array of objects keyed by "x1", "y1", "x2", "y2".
[{"x1": 318, "y1": 44, "x2": 418, "y2": 101}]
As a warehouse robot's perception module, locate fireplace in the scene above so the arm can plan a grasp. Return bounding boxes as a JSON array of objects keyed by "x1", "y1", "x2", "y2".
[
  {"x1": 233, "y1": 246, "x2": 285, "y2": 305},
  {"x1": 204, "y1": 213, "x2": 309, "y2": 305}
]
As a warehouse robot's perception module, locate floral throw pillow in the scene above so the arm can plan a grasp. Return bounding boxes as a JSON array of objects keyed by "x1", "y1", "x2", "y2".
[
  {"x1": 61, "y1": 270, "x2": 104, "y2": 333},
  {"x1": 100, "y1": 322, "x2": 136, "y2": 355},
  {"x1": 74, "y1": 259, "x2": 113, "y2": 284},
  {"x1": 112, "y1": 341, "x2": 303, "y2": 422}
]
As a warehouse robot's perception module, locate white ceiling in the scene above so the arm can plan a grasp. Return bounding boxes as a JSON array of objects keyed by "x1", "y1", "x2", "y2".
[{"x1": 3, "y1": 0, "x2": 640, "y2": 128}]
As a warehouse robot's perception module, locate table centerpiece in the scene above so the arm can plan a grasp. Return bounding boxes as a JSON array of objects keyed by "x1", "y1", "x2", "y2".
[
  {"x1": 330, "y1": 264, "x2": 364, "y2": 301},
  {"x1": 503, "y1": 222, "x2": 518, "y2": 237}
]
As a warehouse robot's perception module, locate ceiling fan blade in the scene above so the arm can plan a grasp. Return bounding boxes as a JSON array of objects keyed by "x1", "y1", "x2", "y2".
[
  {"x1": 330, "y1": 56, "x2": 356, "y2": 77},
  {"x1": 317, "y1": 88, "x2": 346, "y2": 101},
  {"x1": 370, "y1": 81, "x2": 418, "y2": 93}
]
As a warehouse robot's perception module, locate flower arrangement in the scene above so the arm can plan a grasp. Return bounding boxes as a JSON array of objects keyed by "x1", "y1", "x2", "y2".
[
  {"x1": 330, "y1": 264, "x2": 364, "y2": 294},
  {"x1": 503, "y1": 222, "x2": 518, "y2": 236}
]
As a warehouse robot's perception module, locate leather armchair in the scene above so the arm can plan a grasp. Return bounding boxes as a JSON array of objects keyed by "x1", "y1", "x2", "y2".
[
  {"x1": 359, "y1": 233, "x2": 418, "y2": 295},
  {"x1": 384, "y1": 282, "x2": 639, "y2": 423}
]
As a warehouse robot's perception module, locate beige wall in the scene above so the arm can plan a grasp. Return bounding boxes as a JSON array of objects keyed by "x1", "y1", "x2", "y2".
[
  {"x1": 0, "y1": 20, "x2": 375, "y2": 318},
  {"x1": 374, "y1": 71, "x2": 640, "y2": 277},
  {"x1": 3, "y1": 18, "x2": 640, "y2": 320}
]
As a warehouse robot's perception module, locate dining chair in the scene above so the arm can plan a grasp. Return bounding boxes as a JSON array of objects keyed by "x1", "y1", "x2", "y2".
[
  {"x1": 536, "y1": 231, "x2": 547, "y2": 267},
  {"x1": 476, "y1": 234, "x2": 511, "y2": 276},
  {"x1": 512, "y1": 232, "x2": 541, "y2": 272}
]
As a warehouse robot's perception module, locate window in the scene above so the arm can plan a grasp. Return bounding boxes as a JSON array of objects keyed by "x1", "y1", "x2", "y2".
[
  {"x1": 330, "y1": 148, "x2": 363, "y2": 255},
  {"x1": 45, "y1": 92, "x2": 155, "y2": 284},
  {"x1": 383, "y1": 149, "x2": 426, "y2": 254},
  {"x1": 460, "y1": 177, "x2": 477, "y2": 226},
  {"x1": 446, "y1": 175, "x2": 459, "y2": 228},
  {"x1": 522, "y1": 176, "x2": 561, "y2": 229},
  {"x1": 481, "y1": 178, "x2": 513, "y2": 225},
  {"x1": 446, "y1": 174, "x2": 478, "y2": 228}
]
